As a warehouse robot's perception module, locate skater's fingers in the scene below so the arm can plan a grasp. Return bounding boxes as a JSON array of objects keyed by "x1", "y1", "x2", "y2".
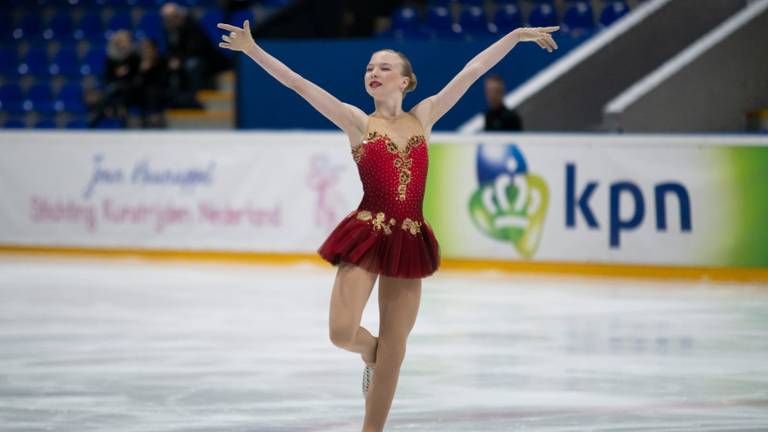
[{"x1": 217, "y1": 23, "x2": 240, "y2": 32}]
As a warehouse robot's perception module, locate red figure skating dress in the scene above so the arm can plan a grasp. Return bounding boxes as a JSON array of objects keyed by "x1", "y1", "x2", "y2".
[{"x1": 317, "y1": 115, "x2": 441, "y2": 278}]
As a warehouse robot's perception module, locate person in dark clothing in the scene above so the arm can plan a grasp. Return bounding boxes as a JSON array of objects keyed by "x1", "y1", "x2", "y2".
[
  {"x1": 90, "y1": 30, "x2": 140, "y2": 127},
  {"x1": 161, "y1": 2, "x2": 231, "y2": 108},
  {"x1": 135, "y1": 38, "x2": 168, "y2": 128},
  {"x1": 483, "y1": 73, "x2": 522, "y2": 131}
]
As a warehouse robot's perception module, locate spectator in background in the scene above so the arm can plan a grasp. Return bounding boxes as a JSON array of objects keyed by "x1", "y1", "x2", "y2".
[
  {"x1": 161, "y1": 2, "x2": 231, "y2": 108},
  {"x1": 483, "y1": 73, "x2": 522, "y2": 131},
  {"x1": 135, "y1": 38, "x2": 168, "y2": 128},
  {"x1": 90, "y1": 29, "x2": 140, "y2": 127}
]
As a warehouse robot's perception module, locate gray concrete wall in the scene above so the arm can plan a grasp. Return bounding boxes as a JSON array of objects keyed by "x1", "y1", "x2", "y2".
[
  {"x1": 604, "y1": 1, "x2": 768, "y2": 132},
  {"x1": 516, "y1": 0, "x2": 745, "y2": 131}
]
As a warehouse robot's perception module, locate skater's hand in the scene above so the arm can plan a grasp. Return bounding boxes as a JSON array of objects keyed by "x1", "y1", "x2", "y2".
[
  {"x1": 217, "y1": 20, "x2": 256, "y2": 53},
  {"x1": 512, "y1": 26, "x2": 559, "y2": 52}
]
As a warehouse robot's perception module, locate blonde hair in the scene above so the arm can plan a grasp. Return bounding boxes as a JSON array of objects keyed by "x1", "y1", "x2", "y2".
[{"x1": 377, "y1": 49, "x2": 417, "y2": 94}]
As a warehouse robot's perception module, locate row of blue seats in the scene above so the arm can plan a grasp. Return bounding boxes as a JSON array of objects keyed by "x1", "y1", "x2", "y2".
[
  {"x1": 3, "y1": 0, "x2": 286, "y2": 9},
  {"x1": 381, "y1": 1, "x2": 630, "y2": 39},
  {"x1": 3, "y1": 117, "x2": 95, "y2": 129},
  {"x1": 1, "y1": 45, "x2": 107, "y2": 78},
  {"x1": 3, "y1": 9, "x2": 164, "y2": 42},
  {"x1": 1, "y1": 6, "x2": 251, "y2": 80},
  {"x1": 2, "y1": 7, "x2": 252, "y2": 43},
  {"x1": 0, "y1": 82, "x2": 87, "y2": 115}
]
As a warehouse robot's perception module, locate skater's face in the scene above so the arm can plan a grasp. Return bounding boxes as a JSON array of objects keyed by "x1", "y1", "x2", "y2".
[{"x1": 365, "y1": 51, "x2": 410, "y2": 98}]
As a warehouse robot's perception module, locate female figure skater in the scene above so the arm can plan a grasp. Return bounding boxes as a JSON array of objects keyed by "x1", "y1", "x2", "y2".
[{"x1": 217, "y1": 20, "x2": 558, "y2": 431}]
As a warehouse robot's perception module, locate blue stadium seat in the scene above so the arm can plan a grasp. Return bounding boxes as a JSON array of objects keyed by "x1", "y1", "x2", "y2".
[
  {"x1": 387, "y1": 6, "x2": 422, "y2": 39},
  {"x1": 0, "y1": 46, "x2": 19, "y2": 78},
  {"x1": 136, "y1": 11, "x2": 163, "y2": 42},
  {"x1": 493, "y1": 4, "x2": 523, "y2": 33},
  {"x1": 95, "y1": 117, "x2": 124, "y2": 129},
  {"x1": 34, "y1": 118, "x2": 58, "y2": 129},
  {"x1": 133, "y1": 0, "x2": 165, "y2": 7},
  {"x1": 44, "y1": 10, "x2": 74, "y2": 41},
  {"x1": 25, "y1": 83, "x2": 56, "y2": 115},
  {"x1": 459, "y1": 0, "x2": 484, "y2": 6},
  {"x1": 55, "y1": 82, "x2": 87, "y2": 114},
  {"x1": 200, "y1": 8, "x2": 224, "y2": 39},
  {"x1": 100, "y1": 0, "x2": 133, "y2": 8},
  {"x1": 600, "y1": 1, "x2": 630, "y2": 27},
  {"x1": 228, "y1": 8, "x2": 254, "y2": 27},
  {"x1": 261, "y1": 0, "x2": 291, "y2": 7},
  {"x1": 81, "y1": 47, "x2": 106, "y2": 77},
  {"x1": 50, "y1": 46, "x2": 81, "y2": 78},
  {"x1": 74, "y1": 11, "x2": 104, "y2": 41},
  {"x1": 169, "y1": 0, "x2": 201, "y2": 5},
  {"x1": 66, "y1": 117, "x2": 89, "y2": 129},
  {"x1": 562, "y1": 1, "x2": 595, "y2": 33},
  {"x1": 0, "y1": 13, "x2": 13, "y2": 42},
  {"x1": 3, "y1": 119, "x2": 26, "y2": 129},
  {"x1": 106, "y1": 10, "x2": 133, "y2": 37},
  {"x1": 18, "y1": 47, "x2": 49, "y2": 78},
  {"x1": 0, "y1": 83, "x2": 25, "y2": 114},
  {"x1": 424, "y1": 6, "x2": 458, "y2": 39},
  {"x1": 428, "y1": 0, "x2": 453, "y2": 6},
  {"x1": 13, "y1": 13, "x2": 43, "y2": 41},
  {"x1": 458, "y1": 6, "x2": 490, "y2": 37},
  {"x1": 528, "y1": 2, "x2": 559, "y2": 27}
]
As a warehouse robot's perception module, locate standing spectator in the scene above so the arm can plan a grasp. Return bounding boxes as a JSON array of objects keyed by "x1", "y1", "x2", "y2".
[
  {"x1": 90, "y1": 30, "x2": 140, "y2": 127},
  {"x1": 161, "y1": 2, "x2": 230, "y2": 108},
  {"x1": 483, "y1": 73, "x2": 522, "y2": 131},
  {"x1": 135, "y1": 38, "x2": 169, "y2": 128}
]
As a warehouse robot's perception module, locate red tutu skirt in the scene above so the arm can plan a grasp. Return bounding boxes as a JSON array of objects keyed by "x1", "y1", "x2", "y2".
[{"x1": 317, "y1": 209, "x2": 441, "y2": 279}]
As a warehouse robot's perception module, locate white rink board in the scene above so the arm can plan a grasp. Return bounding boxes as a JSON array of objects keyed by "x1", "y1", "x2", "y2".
[{"x1": 0, "y1": 131, "x2": 766, "y2": 268}]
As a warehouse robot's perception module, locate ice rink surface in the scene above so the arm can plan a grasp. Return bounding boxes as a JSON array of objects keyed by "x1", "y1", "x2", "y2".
[{"x1": 1, "y1": 255, "x2": 767, "y2": 432}]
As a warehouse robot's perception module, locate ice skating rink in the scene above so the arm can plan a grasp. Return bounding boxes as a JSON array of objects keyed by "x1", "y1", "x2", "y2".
[{"x1": 1, "y1": 255, "x2": 766, "y2": 432}]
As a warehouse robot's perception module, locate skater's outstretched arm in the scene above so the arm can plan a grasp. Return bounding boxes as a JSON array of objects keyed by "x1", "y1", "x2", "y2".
[
  {"x1": 410, "y1": 26, "x2": 559, "y2": 131},
  {"x1": 217, "y1": 20, "x2": 367, "y2": 135}
]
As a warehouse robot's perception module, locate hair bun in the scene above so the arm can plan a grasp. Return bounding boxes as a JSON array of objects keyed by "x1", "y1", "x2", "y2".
[{"x1": 405, "y1": 72, "x2": 417, "y2": 93}]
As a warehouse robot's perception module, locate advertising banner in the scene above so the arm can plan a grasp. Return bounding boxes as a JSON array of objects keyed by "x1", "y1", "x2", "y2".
[{"x1": 1, "y1": 132, "x2": 765, "y2": 269}]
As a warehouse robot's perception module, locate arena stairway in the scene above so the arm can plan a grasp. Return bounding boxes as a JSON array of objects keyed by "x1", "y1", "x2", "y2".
[{"x1": 166, "y1": 70, "x2": 234, "y2": 129}]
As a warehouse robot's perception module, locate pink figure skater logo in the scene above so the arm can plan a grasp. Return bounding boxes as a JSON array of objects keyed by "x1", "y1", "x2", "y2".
[{"x1": 306, "y1": 154, "x2": 346, "y2": 229}]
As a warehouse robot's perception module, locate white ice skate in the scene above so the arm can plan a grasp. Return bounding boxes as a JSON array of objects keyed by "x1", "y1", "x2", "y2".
[{"x1": 362, "y1": 364, "x2": 374, "y2": 398}]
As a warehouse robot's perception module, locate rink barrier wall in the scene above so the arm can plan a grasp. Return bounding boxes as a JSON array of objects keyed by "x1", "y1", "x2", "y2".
[
  {"x1": 0, "y1": 247, "x2": 767, "y2": 283},
  {"x1": 1, "y1": 131, "x2": 766, "y2": 282}
]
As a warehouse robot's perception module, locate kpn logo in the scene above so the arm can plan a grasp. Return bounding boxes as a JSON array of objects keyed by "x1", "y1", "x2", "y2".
[{"x1": 468, "y1": 143, "x2": 548, "y2": 259}]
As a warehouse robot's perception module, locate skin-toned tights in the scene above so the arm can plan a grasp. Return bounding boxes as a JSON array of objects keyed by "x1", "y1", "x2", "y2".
[{"x1": 329, "y1": 261, "x2": 421, "y2": 432}]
